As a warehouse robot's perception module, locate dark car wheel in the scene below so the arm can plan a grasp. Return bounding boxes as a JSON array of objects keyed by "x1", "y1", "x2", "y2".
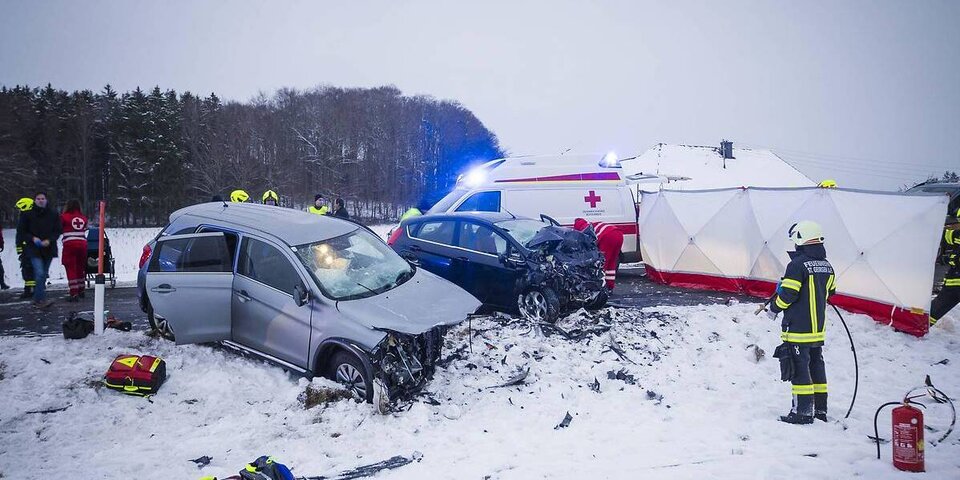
[
  {"x1": 585, "y1": 289, "x2": 609, "y2": 311},
  {"x1": 146, "y1": 301, "x2": 175, "y2": 341},
  {"x1": 327, "y1": 351, "x2": 373, "y2": 403},
  {"x1": 518, "y1": 287, "x2": 560, "y2": 323}
]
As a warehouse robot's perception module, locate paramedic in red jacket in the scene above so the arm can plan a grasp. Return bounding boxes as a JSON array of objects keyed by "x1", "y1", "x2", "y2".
[
  {"x1": 574, "y1": 218, "x2": 624, "y2": 290},
  {"x1": 60, "y1": 199, "x2": 89, "y2": 301}
]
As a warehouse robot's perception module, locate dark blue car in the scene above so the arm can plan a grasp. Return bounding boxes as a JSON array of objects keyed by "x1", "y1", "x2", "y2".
[{"x1": 388, "y1": 212, "x2": 607, "y2": 322}]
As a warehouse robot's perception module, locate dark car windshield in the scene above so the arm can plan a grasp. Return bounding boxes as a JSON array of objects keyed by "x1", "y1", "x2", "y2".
[
  {"x1": 294, "y1": 228, "x2": 413, "y2": 301},
  {"x1": 496, "y1": 219, "x2": 550, "y2": 248}
]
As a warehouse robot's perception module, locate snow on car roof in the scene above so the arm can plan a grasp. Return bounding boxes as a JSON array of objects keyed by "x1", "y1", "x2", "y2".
[
  {"x1": 169, "y1": 202, "x2": 359, "y2": 246},
  {"x1": 479, "y1": 154, "x2": 625, "y2": 185}
]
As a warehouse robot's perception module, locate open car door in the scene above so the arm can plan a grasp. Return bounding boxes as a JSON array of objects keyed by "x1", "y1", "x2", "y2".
[{"x1": 145, "y1": 232, "x2": 233, "y2": 344}]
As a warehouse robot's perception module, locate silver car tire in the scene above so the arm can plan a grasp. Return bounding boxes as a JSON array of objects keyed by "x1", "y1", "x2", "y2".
[{"x1": 327, "y1": 351, "x2": 373, "y2": 403}]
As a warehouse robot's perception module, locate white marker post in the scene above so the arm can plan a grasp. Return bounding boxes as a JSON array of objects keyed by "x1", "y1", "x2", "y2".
[{"x1": 93, "y1": 200, "x2": 106, "y2": 335}]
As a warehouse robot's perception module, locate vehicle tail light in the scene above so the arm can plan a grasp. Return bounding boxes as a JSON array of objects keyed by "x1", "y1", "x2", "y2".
[
  {"x1": 387, "y1": 227, "x2": 403, "y2": 246},
  {"x1": 138, "y1": 243, "x2": 152, "y2": 269}
]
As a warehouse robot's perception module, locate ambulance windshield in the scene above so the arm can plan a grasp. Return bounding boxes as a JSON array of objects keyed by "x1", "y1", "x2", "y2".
[{"x1": 429, "y1": 188, "x2": 468, "y2": 213}]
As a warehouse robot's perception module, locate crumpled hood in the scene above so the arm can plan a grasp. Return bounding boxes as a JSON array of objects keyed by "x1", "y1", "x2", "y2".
[{"x1": 336, "y1": 268, "x2": 481, "y2": 335}]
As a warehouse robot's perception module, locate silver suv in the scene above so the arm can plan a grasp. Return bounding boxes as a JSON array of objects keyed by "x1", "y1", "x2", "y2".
[{"x1": 139, "y1": 202, "x2": 480, "y2": 404}]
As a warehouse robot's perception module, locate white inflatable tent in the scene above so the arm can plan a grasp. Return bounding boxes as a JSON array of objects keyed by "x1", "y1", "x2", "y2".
[{"x1": 639, "y1": 186, "x2": 949, "y2": 336}]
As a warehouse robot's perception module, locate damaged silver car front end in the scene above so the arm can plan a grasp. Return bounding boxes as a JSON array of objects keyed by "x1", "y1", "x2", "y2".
[{"x1": 367, "y1": 326, "x2": 447, "y2": 413}]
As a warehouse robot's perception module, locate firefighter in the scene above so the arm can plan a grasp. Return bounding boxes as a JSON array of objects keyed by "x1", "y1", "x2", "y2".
[
  {"x1": 262, "y1": 190, "x2": 279, "y2": 206},
  {"x1": 230, "y1": 189, "x2": 250, "y2": 203},
  {"x1": 60, "y1": 199, "x2": 88, "y2": 302},
  {"x1": 766, "y1": 220, "x2": 836, "y2": 424},
  {"x1": 20, "y1": 192, "x2": 62, "y2": 308},
  {"x1": 930, "y1": 205, "x2": 960, "y2": 327},
  {"x1": 308, "y1": 194, "x2": 329, "y2": 215},
  {"x1": 14, "y1": 197, "x2": 36, "y2": 299},
  {"x1": 574, "y1": 218, "x2": 624, "y2": 290}
]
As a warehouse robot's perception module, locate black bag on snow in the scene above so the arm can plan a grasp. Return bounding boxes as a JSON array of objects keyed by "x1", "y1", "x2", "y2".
[
  {"x1": 62, "y1": 317, "x2": 94, "y2": 340},
  {"x1": 772, "y1": 343, "x2": 795, "y2": 382}
]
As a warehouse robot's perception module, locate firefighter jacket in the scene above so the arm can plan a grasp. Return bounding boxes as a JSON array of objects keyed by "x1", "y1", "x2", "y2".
[
  {"x1": 944, "y1": 228, "x2": 959, "y2": 287},
  {"x1": 20, "y1": 206, "x2": 62, "y2": 259},
  {"x1": 770, "y1": 243, "x2": 836, "y2": 346}
]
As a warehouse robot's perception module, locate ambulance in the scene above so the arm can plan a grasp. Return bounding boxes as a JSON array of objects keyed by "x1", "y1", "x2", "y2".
[{"x1": 428, "y1": 153, "x2": 663, "y2": 263}]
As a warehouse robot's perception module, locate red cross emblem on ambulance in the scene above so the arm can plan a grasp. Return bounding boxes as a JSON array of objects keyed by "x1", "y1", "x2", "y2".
[{"x1": 584, "y1": 190, "x2": 602, "y2": 208}]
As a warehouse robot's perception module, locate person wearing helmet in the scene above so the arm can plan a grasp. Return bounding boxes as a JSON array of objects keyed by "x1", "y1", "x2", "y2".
[
  {"x1": 930, "y1": 205, "x2": 960, "y2": 327},
  {"x1": 766, "y1": 220, "x2": 836, "y2": 424},
  {"x1": 308, "y1": 194, "x2": 328, "y2": 215},
  {"x1": 262, "y1": 190, "x2": 279, "y2": 206},
  {"x1": 818, "y1": 179, "x2": 838, "y2": 188},
  {"x1": 14, "y1": 197, "x2": 36, "y2": 299},
  {"x1": 230, "y1": 189, "x2": 250, "y2": 203}
]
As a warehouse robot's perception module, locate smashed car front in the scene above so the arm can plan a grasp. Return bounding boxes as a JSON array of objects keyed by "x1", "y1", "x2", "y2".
[
  {"x1": 520, "y1": 226, "x2": 606, "y2": 305},
  {"x1": 369, "y1": 325, "x2": 447, "y2": 401}
]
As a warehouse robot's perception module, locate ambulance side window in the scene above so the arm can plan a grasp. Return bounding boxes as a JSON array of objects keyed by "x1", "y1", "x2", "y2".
[{"x1": 456, "y1": 191, "x2": 501, "y2": 213}]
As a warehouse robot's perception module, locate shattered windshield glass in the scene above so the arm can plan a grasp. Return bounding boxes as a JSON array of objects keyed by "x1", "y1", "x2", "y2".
[
  {"x1": 496, "y1": 219, "x2": 550, "y2": 248},
  {"x1": 295, "y1": 228, "x2": 413, "y2": 301}
]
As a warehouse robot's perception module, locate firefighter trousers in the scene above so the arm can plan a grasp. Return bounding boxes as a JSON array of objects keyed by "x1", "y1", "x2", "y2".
[
  {"x1": 19, "y1": 249, "x2": 35, "y2": 291},
  {"x1": 790, "y1": 345, "x2": 827, "y2": 417},
  {"x1": 930, "y1": 283, "x2": 959, "y2": 323}
]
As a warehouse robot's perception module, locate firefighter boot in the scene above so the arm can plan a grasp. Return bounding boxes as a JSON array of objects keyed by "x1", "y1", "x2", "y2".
[
  {"x1": 19, "y1": 287, "x2": 33, "y2": 299},
  {"x1": 779, "y1": 412, "x2": 814, "y2": 425},
  {"x1": 814, "y1": 393, "x2": 828, "y2": 422}
]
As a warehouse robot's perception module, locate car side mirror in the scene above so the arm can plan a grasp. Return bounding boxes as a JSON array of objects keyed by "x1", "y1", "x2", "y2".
[{"x1": 293, "y1": 284, "x2": 309, "y2": 307}]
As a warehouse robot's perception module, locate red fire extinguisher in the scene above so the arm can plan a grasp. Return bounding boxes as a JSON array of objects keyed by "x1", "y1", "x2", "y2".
[
  {"x1": 891, "y1": 403, "x2": 924, "y2": 472},
  {"x1": 873, "y1": 376, "x2": 955, "y2": 474}
]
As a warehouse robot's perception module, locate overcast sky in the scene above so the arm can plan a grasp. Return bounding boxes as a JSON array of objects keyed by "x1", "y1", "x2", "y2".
[{"x1": 2, "y1": 0, "x2": 957, "y2": 190}]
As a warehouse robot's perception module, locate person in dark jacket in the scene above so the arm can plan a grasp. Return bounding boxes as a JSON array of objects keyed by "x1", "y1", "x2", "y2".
[
  {"x1": 332, "y1": 198, "x2": 349, "y2": 219},
  {"x1": 20, "y1": 192, "x2": 61, "y2": 307},
  {"x1": 930, "y1": 205, "x2": 960, "y2": 327},
  {"x1": 14, "y1": 197, "x2": 36, "y2": 298},
  {"x1": 0, "y1": 224, "x2": 9, "y2": 290},
  {"x1": 766, "y1": 220, "x2": 836, "y2": 425}
]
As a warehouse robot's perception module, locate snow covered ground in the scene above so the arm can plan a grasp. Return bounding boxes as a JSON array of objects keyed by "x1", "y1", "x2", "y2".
[
  {"x1": 0, "y1": 227, "x2": 161, "y2": 288},
  {"x1": 0, "y1": 303, "x2": 957, "y2": 479},
  {"x1": 0, "y1": 224, "x2": 394, "y2": 289}
]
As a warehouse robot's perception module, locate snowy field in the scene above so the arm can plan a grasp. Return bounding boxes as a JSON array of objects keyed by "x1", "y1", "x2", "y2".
[
  {"x1": 0, "y1": 227, "x2": 161, "y2": 288},
  {"x1": 0, "y1": 303, "x2": 957, "y2": 479},
  {"x1": 0, "y1": 224, "x2": 395, "y2": 289}
]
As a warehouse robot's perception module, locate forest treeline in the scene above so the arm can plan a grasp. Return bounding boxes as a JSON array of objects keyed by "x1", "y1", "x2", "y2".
[{"x1": 0, "y1": 84, "x2": 504, "y2": 226}]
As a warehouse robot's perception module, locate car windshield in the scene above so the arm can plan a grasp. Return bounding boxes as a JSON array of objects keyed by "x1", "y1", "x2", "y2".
[
  {"x1": 294, "y1": 228, "x2": 414, "y2": 301},
  {"x1": 496, "y1": 219, "x2": 550, "y2": 248},
  {"x1": 429, "y1": 188, "x2": 468, "y2": 213}
]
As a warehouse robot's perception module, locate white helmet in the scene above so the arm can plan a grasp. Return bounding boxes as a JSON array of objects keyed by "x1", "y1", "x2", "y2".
[{"x1": 788, "y1": 221, "x2": 824, "y2": 246}]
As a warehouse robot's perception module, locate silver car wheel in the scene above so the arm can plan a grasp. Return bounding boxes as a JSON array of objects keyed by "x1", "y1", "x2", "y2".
[
  {"x1": 520, "y1": 290, "x2": 547, "y2": 321},
  {"x1": 336, "y1": 363, "x2": 367, "y2": 400}
]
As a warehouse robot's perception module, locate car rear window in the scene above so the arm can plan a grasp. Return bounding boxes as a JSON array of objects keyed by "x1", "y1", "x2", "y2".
[{"x1": 412, "y1": 221, "x2": 456, "y2": 246}]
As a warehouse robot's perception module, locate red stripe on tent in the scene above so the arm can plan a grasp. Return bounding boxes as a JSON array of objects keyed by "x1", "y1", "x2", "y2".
[
  {"x1": 644, "y1": 265, "x2": 929, "y2": 337},
  {"x1": 496, "y1": 172, "x2": 621, "y2": 183}
]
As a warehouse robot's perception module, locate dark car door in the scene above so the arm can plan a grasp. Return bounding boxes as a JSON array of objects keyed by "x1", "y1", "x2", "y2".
[
  {"x1": 456, "y1": 221, "x2": 516, "y2": 308},
  {"x1": 401, "y1": 219, "x2": 461, "y2": 283}
]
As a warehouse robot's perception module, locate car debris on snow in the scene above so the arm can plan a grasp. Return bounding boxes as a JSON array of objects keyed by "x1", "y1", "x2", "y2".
[
  {"x1": 554, "y1": 411, "x2": 574, "y2": 430},
  {"x1": 605, "y1": 333, "x2": 636, "y2": 364},
  {"x1": 189, "y1": 455, "x2": 212, "y2": 468},
  {"x1": 488, "y1": 366, "x2": 530, "y2": 389}
]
